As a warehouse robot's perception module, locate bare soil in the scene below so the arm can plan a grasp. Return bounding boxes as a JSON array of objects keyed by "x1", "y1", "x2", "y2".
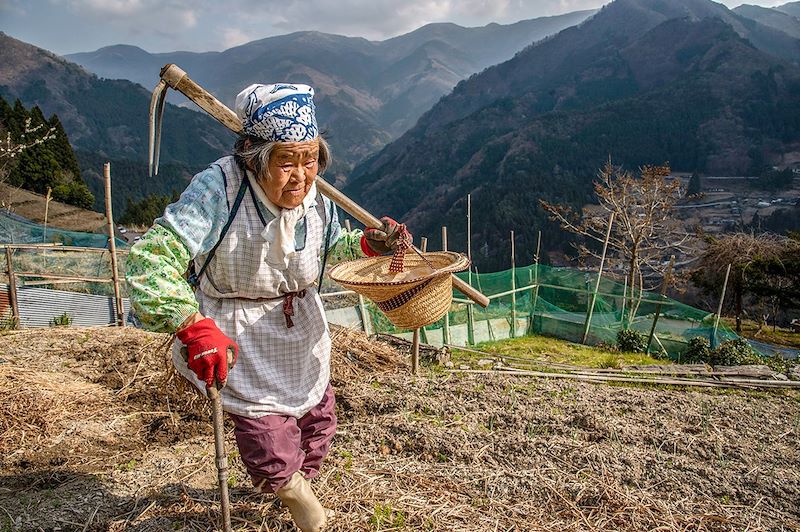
[{"x1": 1, "y1": 326, "x2": 799, "y2": 531}]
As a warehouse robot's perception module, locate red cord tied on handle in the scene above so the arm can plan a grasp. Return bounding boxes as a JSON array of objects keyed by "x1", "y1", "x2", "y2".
[
  {"x1": 361, "y1": 217, "x2": 414, "y2": 269},
  {"x1": 388, "y1": 230, "x2": 413, "y2": 273}
]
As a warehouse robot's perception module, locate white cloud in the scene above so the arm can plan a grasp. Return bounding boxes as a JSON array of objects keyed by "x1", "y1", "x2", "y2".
[
  {"x1": 221, "y1": 27, "x2": 255, "y2": 49},
  {"x1": 61, "y1": 0, "x2": 199, "y2": 31},
  {"x1": 0, "y1": 0, "x2": 793, "y2": 54}
]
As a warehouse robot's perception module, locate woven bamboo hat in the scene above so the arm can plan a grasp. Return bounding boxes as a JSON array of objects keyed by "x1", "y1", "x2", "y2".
[{"x1": 329, "y1": 250, "x2": 470, "y2": 329}]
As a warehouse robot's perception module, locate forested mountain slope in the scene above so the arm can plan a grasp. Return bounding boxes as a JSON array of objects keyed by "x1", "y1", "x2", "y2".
[{"x1": 346, "y1": 0, "x2": 800, "y2": 270}]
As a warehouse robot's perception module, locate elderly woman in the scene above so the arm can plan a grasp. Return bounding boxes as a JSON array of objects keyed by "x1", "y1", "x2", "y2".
[{"x1": 125, "y1": 83, "x2": 409, "y2": 532}]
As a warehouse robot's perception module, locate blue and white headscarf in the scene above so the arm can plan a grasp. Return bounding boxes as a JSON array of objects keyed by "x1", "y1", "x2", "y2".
[{"x1": 234, "y1": 83, "x2": 318, "y2": 142}]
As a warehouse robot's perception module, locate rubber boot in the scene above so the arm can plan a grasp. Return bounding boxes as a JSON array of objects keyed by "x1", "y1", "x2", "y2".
[{"x1": 276, "y1": 471, "x2": 327, "y2": 532}]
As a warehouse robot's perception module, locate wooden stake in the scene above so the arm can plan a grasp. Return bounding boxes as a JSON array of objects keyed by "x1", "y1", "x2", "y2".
[
  {"x1": 582, "y1": 212, "x2": 615, "y2": 344},
  {"x1": 104, "y1": 163, "x2": 124, "y2": 326},
  {"x1": 358, "y1": 294, "x2": 371, "y2": 335},
  {"x1": 5, "y1": 247, "x2": 19, "y2": 329},
  {"x1": 467, "y1": 193, "x2": 472, "y2": 285},
  {"x1": 42, "y1": 187, "x2": 51, "y2": 243},
  {"x1": 530, "y1": 230, "x2": 541, "y2": 333},
  {"x1": 442, "y1": 226, "x2": 450, "y2": 345},
  {"x1": 646, "y1": 255, "x2": 675, "y2": 354},
  {"x1": 349, "y1": 212, "x2": 368, "y2": 334},
  {"x1": 411, "y1": 236, "x2": 429, "y2": 374},
  {"x1": 510, "y1": 230, "x2": 517, "y2": 338},
  {"x1": 712, "y1": 263, "x2": 731, "y2": 348},
  {"x1": 417, "y1": 237, "x2": 428, "y2": 344},
  {"x1": 466, "y1": 195, "x2": 476, "y2": 344},
  {"x1": 620, "y1": 276, "x2": 628, "y2": 327}
]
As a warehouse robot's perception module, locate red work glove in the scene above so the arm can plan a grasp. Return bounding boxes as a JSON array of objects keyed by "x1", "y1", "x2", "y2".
[
  {"x1": 176, "y1": 317, "x2": 238, "y2": 388},
  {"x1": 361, "y1": 217, "x2": 412, "y2": 256}
]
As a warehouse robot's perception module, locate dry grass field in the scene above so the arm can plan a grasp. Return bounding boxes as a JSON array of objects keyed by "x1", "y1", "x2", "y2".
[{"x1": 1, "y1": 326, "x2": 799, "y2": 531}]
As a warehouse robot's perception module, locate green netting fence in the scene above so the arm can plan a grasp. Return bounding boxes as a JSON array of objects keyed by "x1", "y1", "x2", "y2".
[
  {"x1": 0, "y1": 211, "x2": 127, "y2": 248},
  {"x1": 368, "y1": 264, "x2": 740, "y2": 358}
]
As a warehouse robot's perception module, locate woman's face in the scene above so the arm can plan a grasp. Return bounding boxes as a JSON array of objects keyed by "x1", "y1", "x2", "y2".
[{"x1": 262, "y1": 139, "x2": 320, "y2": 209}]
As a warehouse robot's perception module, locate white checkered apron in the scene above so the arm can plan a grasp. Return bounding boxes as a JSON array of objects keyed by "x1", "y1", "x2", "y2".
[{"x1": 172, "y1": 156, "x2": 331, "y2": 419}]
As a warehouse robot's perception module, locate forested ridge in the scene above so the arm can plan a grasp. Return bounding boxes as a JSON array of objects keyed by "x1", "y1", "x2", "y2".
[{"x1": 346, "y1": 8, "x2": 800, "y2": 271}]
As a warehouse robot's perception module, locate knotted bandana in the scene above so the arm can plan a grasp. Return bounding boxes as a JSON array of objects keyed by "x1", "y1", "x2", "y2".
[{"x1": 235, "y1": 83, "x2": 318, "y2": 142}]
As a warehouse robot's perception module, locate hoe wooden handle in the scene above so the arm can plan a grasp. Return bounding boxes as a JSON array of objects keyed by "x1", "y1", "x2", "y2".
[{"x1": 159, "y1": 64, "x2": 489, "y2": 308}]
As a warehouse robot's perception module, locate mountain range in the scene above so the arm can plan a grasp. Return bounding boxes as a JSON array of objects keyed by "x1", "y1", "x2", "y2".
[
  {"x1": 0, "y1": 32, "x2": 234, "y2": 214},
  {"x1": 345, "y1": 0, "x2": 800, "y2": 270},
  {"x1": 735, "y1": 4, "x2": 800, "y2": 39},
  {"x1": 2, "y1": 0, "x2": 800, "y2": 272},
  {"x1": 66, "y1": 11, "x2": 596, "y2": 176}
]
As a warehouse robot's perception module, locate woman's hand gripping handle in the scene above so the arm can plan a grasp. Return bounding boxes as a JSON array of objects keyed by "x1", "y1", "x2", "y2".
[{"x1": 178, "y1": 317, "x2": 238, "y2": 392}]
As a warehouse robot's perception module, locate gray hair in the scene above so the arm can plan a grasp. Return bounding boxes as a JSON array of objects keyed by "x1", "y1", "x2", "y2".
[{"x1": 233, "y1": 135, "x2": 331, "y2": 177}]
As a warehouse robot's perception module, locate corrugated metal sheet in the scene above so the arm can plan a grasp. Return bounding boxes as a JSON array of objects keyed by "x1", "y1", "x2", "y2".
[{"x1": 0, "y1": 283, "x2": 130, "y2": 327}]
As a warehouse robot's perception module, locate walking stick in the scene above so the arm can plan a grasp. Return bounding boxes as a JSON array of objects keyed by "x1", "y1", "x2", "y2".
[
  {"x1": 207, "y1": 384, "x2": 232, "y2": 532},
  {"x1": 181, "y1": 347, "x2": 233, "y2": 532},
  {"x1": 149, "y1": 64, "x2": 489, "y2": 308}
]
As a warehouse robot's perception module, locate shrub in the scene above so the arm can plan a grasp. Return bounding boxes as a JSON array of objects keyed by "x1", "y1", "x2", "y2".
[
  {"x1": 709, "y1": 338, "x2": 761, "y2": 366},
  {"x1": 682, "y1": 337, "x2": 711, "y2": 363},
  {"x1": 50, "y1": 312, "x2": 72, "y2": 327},
  {"x1": 0, "y1": 315, "x2": 18, "y2": 331},
  {"x1": 616, "y1": 329, "x2": 647, "y2": 353}
]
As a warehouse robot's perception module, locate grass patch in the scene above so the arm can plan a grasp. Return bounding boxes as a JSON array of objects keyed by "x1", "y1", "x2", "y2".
[
  {"x1": 721, "y1": 318, "x2": 800, "y2": 350},
  {"x1": 452, "y1": 334, "x2": 665, "y2": 368}
]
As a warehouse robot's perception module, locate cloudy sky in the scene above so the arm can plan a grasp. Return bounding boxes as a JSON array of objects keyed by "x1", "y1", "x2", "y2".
[{"x1": 0, "y1": 0, "x2": 790, "y2": 55}]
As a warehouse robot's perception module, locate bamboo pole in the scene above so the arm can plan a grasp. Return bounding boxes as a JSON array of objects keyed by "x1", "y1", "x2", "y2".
[
  {"x1": 441, "y1": 226, "x2": 450, "y2": 345},
  {"x1": 5, "y1": 247, "x2": 19, "y2": 329},
  {"x1": 444, "y1": 368, "x2": 798, "y2": 391},
  {"x1": 411, "y1": 237, "x2": 428, "y2": 375},
  {"x1": 712, "y1": 263, "x2": 731, "y2": 348},
  {"x1": 582, "y1": 212, "x2": 615, "y2": 344},
  {"x1": 467, "y1": 193, "x2": 472, "y2": 286},
  {"x1": 417, "y1": 237, "x2": 428, "y2": 344},
  {"x1": 620, "y1": 276, "x2": 628, "y2": 327},
  {"x1": 411, "y1": 328, "x2": 420, "y2": 375},
  {"x1": 347, "y1": 212, "x2": 371, "y2": 335},
  {"x1": 531, "y1": 231, "x2": 541, "y2": 332},
  {"x1": 346, "y1": 212, "x2": 370, "y2": 334},
  {"x1": 646, "y1": 255, "x2": 675, "y2": 354},
  {"x1": 466, "y1": 195, "x2": 475, "y2": 345},
  {"x1": 42, "y1": 187, "x2": 51, "y2": 243},
  {"x1": 104, "y1": 163, "x2": 124, "y2": 326},
  {"x1": 14, "y1": 272, "x2": 114, "y2": 283},
  {"x1": 0, "y1": 243, "x2": 130, "y2": 253},
  {"x1": 510, "y1": 230, "x2": 517, "y2": 338}
]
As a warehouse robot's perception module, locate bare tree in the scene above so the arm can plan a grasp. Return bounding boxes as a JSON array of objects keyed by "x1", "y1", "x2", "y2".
[
  {"x1": 0, "y1": 118, "x2": 56, "y2": 210},
  {"x1": 542, "y1": 161, "x2": 695, "y2": 326}
]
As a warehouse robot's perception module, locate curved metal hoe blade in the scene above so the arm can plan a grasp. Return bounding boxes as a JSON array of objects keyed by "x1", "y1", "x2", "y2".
[{"x1": 149, "y1": 80, "x2": 168, "y2": 177}]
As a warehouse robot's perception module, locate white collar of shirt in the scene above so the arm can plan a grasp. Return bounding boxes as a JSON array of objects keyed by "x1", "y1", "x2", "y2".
[{"x1": 246, "y1": 169, "x2": 318, "y2": 269}]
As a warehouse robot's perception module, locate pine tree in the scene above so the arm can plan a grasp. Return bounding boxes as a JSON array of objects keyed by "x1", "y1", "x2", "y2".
[
  {"x1": 48, "y1": 115, "x2": 81, "y2": 179},
  {"x1": 1, "y1": 96, "x2": 94, "y2": 209}
]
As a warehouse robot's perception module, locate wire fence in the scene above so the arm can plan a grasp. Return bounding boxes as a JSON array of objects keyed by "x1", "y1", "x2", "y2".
[{"x1": 2, "y1": 244, "x2": 761, "y2": 360}]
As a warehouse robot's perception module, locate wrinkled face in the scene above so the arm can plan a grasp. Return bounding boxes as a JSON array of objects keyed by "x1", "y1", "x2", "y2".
[{"x1": 262, "y1": 139, "x2": 320, "y2": 209}]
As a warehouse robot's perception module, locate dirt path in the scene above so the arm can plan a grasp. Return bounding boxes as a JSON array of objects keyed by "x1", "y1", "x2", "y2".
[{"x1": 1, "y1": 327, "x2": 798, "y2": 531}]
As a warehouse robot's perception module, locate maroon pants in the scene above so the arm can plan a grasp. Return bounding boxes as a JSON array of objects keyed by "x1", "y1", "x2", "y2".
[{"x1": 229, "y1": 384, "x2": 337, "y2": 493}]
